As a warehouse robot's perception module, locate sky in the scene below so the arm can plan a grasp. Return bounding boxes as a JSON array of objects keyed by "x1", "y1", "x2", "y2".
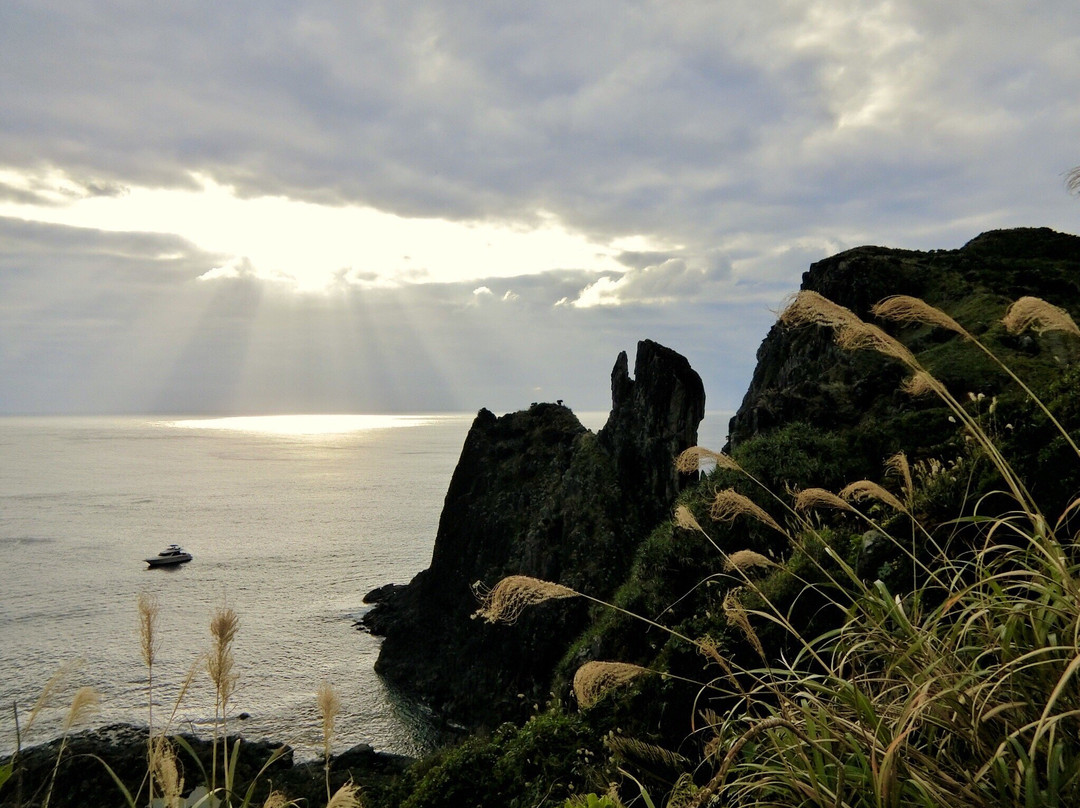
[{"x1": 2, "y1": 2, "x2": 1079, "y2": 420}]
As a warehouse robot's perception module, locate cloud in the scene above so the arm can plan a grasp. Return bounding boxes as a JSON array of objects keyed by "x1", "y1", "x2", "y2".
[
  {"x1": 2, "y1": 1, "x2": 1079, "y2": 417},
  {"x1": 0, "y1": 169, "x2": 645, "y2": 288},
  {"x1": 0, "y1": 216, "x2": 771, "y2": 416},
  {"x1": 199, "y1": 256, "x2": 260, "y2": 282},
  {"x1": 562, "y1": 250, "x2": 733, "y2": 308},
  {"x1": 2, "y1": 0, "x2": 1077, "y2": 281}
]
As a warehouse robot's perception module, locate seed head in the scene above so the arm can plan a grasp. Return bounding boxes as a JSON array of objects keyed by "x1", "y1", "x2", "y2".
[
  {"x1": 833, "y1": 321, "x2": 918, "y2": 367},
  {"x1": 674, "y1": 504, "x2": 704, "y2": 533},
  {"x1": 26, "y1": 660, "x2": 80, "y2": 732},
  {"x1": 208, "y1": 605, "x2": 240, "y2": 705},
  {"x1": 901, "y1": 371, "x2": 945, "y2": 397},
  {"x1": 723, "y1": 589, "x2": 765, "y2": 659},
  {"x1": 780, "y1": 291, "x2": 918, "y2": 368},
  {"x1": 62, "y1": 686, "x2": 99, "y2": 732},
  {"x1": 885, "y1": 452, "x2": 914, "y2": 505},
  {"x1": 326, "y1": 781, "x2": 363, "y2": 808},
  {"x1": 261, "y1": 792, "x2": 294, "y2": 808},
  {"x1": 150, "y1": 736, "x2": 183, "y2": 808},
  {"x1": 779, "y1": 290, "x2": 862, "y2": 331},
  {"x1": 472, "y1": 575, "x2": 578, "y2": 624},
  {"x1": 723, "y1": 550, "x2": 774, "y2": 574},
  {"x1": 138, "y1": 591, "x2": 161, "y2": 669},
  {"x1": 709, "y1": 489, "x2": 785, "y2": 535},
  {"x1": 1003, "y1": 296, "x2": 1080, "y2": 337},
  {"x1": 872, "y1": 296, "x2": 969, "y2": 337},
  {"x1": 318, "y1": 681, "x2": 341, "y2": 754},
  {"x1": 574, "y1": 661, "x2": 650, "y2": 708},
  {"x1": 839, "y1": 480, "x2": 907, "y2": 513},
  {"x1": 675, "y1": 447, "x2": 742, "y2": 474},
  {"x1": 794, "y1": 488, "x2": 853, "y2": 513}
]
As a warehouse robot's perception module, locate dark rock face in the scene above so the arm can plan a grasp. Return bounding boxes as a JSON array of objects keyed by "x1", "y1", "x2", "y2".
[
  {"x1": 0, "y1": 724, "x2": 411, "y2": 808},
  {"x1": 363, "y1": 341, "x2": 705, "y2": 729},
  {"x1": 599, "y1": 340, "x2": 706, "y2": 530},
  {"x1": 728, "y1": 228, "x2": 1080, "y2": 448}
]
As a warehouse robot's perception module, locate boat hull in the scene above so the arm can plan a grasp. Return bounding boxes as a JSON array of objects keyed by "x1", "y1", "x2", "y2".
[{"x1": 145, "y1": 554, "x2": 192, "y2": 567}]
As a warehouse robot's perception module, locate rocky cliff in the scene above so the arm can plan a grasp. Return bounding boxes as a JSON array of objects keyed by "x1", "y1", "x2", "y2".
[
  {"x1": 362, "y1": 340, "x2": 704, "y2": 729},
  {"x1": 729, "y1": 227, "x2": 1080, "y2": 451}
]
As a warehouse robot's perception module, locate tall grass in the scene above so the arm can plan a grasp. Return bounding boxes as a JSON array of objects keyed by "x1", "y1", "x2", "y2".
[
  {"x1": 2, "y1": 598, "x2": 359, "y2": 808},
  {"x1": 488, "y1": 293, "x2": 1080, "y2": 808}
]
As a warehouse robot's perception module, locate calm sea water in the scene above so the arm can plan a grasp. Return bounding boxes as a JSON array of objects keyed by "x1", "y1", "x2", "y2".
[{"x1": 0, "y1": 411, "x2": 730, "y2": 761}]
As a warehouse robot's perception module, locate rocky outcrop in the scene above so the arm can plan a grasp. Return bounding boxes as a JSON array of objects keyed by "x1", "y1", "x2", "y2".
[
  {"x1": 728, "y1": 228, "x2": 1080, "y2": 449},
  {"x1": 0, "y1": 724, "x2": 410, "y2": 808},
  {"x1": 599, "y1": 341, "x2": 706, "y2": 530},
  {"x1": 363, "y1": 340, "x2": 704, "y2": 729}
]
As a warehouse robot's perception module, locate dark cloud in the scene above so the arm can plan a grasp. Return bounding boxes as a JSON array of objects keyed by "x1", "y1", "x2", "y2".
[
  {"x1": 3, "y1": 1, "x2": 1078, "y2": 268},
  {"x1": 2, "y1": 2, "x2": 1079, "y2": 415}
]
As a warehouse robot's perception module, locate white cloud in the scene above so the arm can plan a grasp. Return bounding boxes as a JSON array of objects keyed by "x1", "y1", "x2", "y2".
[
  {"x1": 0, "y1": 169, "x2": 663, "y2": 290},
  {"x1": 564, "y1": 251, "x2": 733, "y2": 308}
]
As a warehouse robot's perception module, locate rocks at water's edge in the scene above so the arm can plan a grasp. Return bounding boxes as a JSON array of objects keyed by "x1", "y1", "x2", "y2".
[
  {"x1": 0, "y1": 724, "x2": 411, "y2": 808},
  {"x1": 362, "y1": 340, "x2": 705, "y2": 729}
]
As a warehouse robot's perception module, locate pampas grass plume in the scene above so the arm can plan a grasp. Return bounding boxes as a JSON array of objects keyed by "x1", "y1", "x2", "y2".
[
  {"x1": 781, "y1": 290, "x2": 918, "y2": 368},
  {"x1": 138, "y1": 591, "x2": 160, "y2": 670},
  {"x1": 208, "y1": 605, "x2": 240, "y2": 703},
  {"x1": 710, "y1": 489, "x2": 784, "y2": 534},
  {"x1": 26, "y1": 660, "x2": 80, "y2": 732},
  {"x1": 675, "y1": 446, "x2": 742, "y2": 474},
  {"x1": 261, "y1": 792, "x2": 296, "y2": 808},
  {"x1": 901, "y1": 370, "x2": 944, "y2": 397},
  {"x1": 1003, "y1": 296, "x2": 1080, "y2": 337},
  {"x1": 674, "y1": 504, "x2": 704, "y2": 533},
  {"x1": 574, "y1": 661, "x2": 650, "y2": 708},
  {"x1": 872, "y1": 296, "x2": 968, "y2": 337},
  {"x1": 839, "y1": 480, "x2": 907, "y2": 513},
  {"x1": 833, "y1": 321, "x2": 918, "y2": 367},
  {"x1": 886, "y1": 452, "x2": 914, "y2": 505},
  {"x1": 723, "y1": 589, "x2": 766, "y2": 660},
  {"x1": 473, "y1": 575, "x2": 578, "y2": 624},
  {"x1": 794, "y1": 488, "x2": 853, "y2": 513},
  {"x1": 150, "y1": 736, "x2": 183, "y2": 808},
  {"x1": 723, "y1": 550, "x2": 774, "y2": 574},
  {"x1": 61, "y1": 686, "x2": 99, "y2": 732},
  {"x1": 779, "y1": 290, "x2": 862, "y2": 331},
  {"x1": 318, "y1": 680, "x2": 341, "y2": 801},
  {"x1": 318, "y1": 681, "x2": 341, "y2": 753},
  {"x1": 326, "y1": 781, "x2": 363, "y2": 808}
]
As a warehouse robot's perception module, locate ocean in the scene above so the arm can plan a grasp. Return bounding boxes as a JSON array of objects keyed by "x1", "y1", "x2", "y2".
[{"x1": 0, "y1": 410, "x2": 730, "y2": 761}]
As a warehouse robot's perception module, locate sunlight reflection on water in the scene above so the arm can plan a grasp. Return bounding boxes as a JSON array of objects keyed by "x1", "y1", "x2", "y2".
[{"x1": 166, "y1": 414, "x2": 443, "y2": 435}]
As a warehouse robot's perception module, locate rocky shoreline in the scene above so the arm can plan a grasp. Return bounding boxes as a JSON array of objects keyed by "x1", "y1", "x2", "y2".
[{"x1": 1, "y1": 723, "x2": 411, "y2": 808}]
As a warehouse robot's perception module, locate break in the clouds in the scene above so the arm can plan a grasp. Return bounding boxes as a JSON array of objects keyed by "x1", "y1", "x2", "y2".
[
  {"x1": 0, "y1": 170, "x2": 649, "y2": 290},
  {"x1": 1, "y1": 1, "x2": 1079, "y2": 416}
]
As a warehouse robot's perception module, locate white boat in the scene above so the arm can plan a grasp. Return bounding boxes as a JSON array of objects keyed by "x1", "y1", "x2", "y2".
[{"x1": 144, "y1": 544, "x2": 193, "y2": 567}]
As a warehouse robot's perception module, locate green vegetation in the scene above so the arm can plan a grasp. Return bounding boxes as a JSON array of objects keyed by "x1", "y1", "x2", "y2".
[{"x1": 386, "y1": 710, "x2": 612, "y2": 808}]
